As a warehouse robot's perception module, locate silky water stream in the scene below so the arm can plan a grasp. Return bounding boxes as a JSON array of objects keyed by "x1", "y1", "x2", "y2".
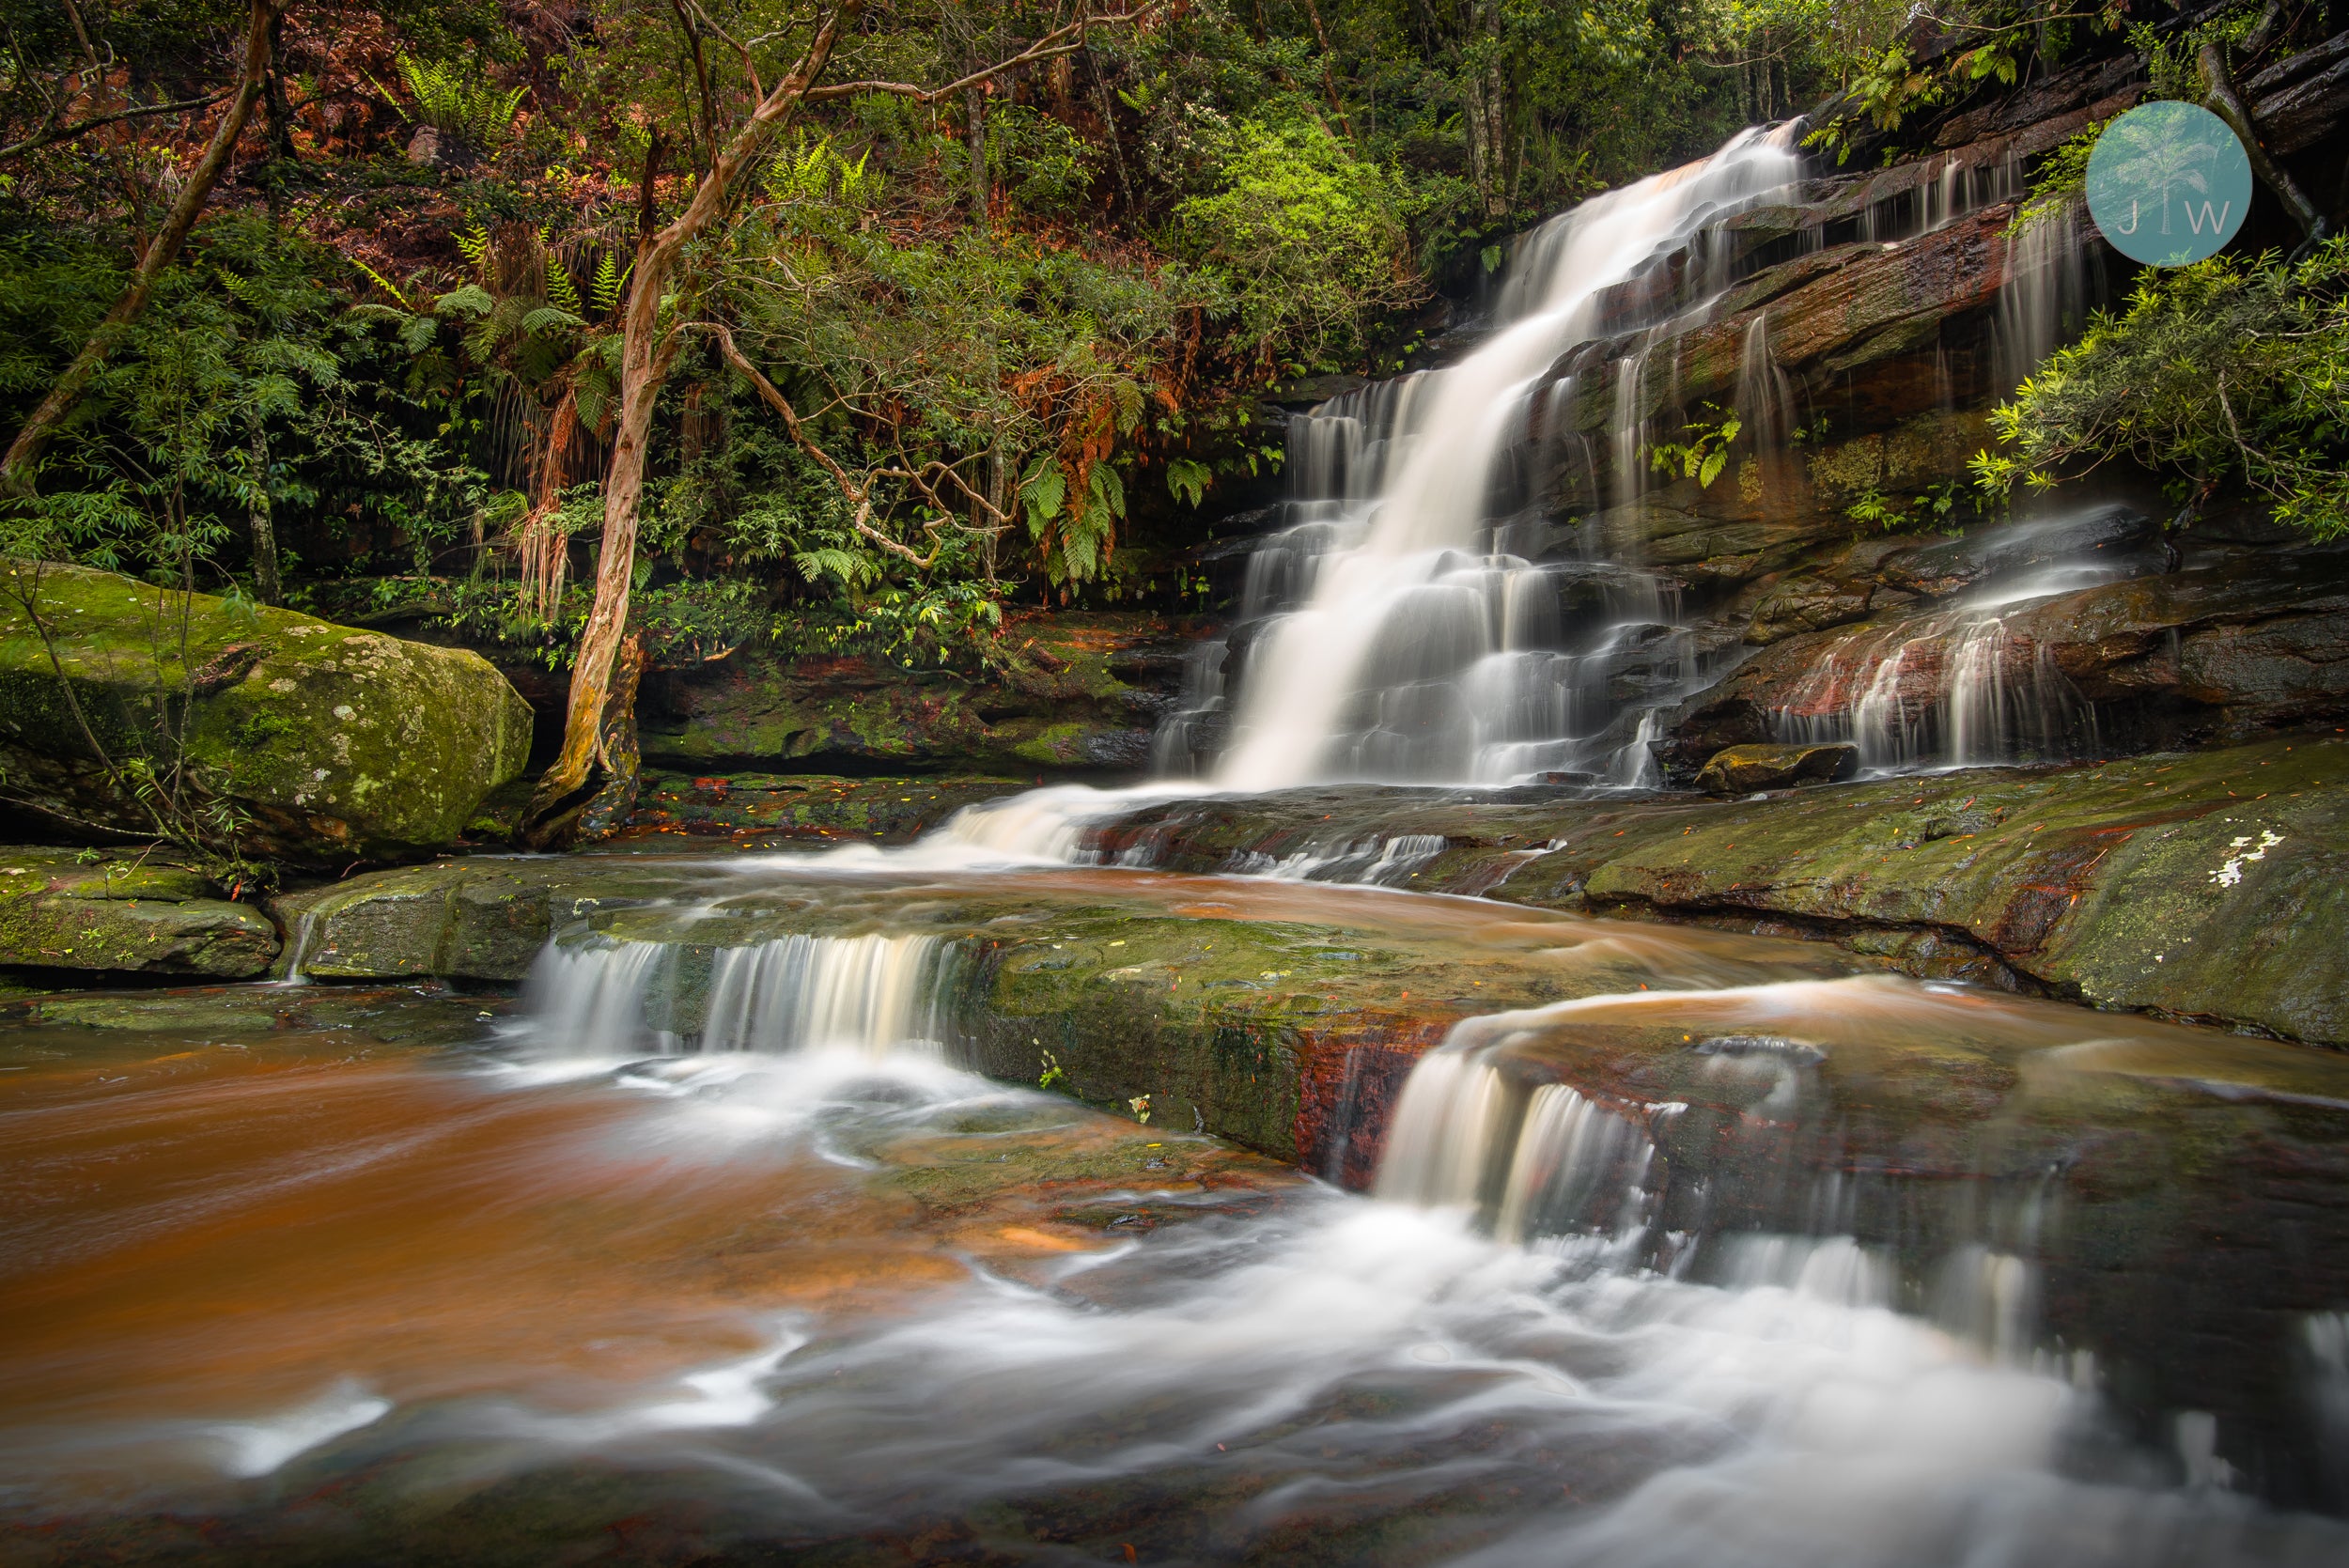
[{"x1": 7, "y1": 862, "x2": 2349, "y2": 1565}]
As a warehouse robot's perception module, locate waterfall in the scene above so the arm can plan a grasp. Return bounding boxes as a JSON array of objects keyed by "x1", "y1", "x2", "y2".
[
  {"x1": 1995, "y1": 197, "x2": 2101, "y2": 392},
  {"x1": 1766, "y1": 506, "x2": 2153, "y2": 769},
  {"x1": 1735, "y1": 312, "x2": 1798, "y2": 453},
  {"x1": 1164, "y1": 125, "x2": 1804, "y2": 792},
  {"x1": 1359, "y1": 978, "x2": 2120, "y2": 1365},
  {"x1": 1375, "y1": 1032, "x2": 1660, "y2": 1249},
  {"x1": 702, "y1": 934, "x2": 951, "y2": 1055},
  {"x1": 518, "y1": 932, "x2": 955, "y2": 1059}
]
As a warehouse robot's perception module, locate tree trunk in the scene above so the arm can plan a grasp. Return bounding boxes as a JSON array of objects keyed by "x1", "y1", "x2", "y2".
[
  {"x1": 1, "y1": 0, "x2": 281, "y2": 497},
  {"x1": 247, "y1": 420, "x2": 280, "y2": 605},
  {"x1": 520, "y1": 3, "x2": 862, "y2": 846},
  {"x1": 519, "y1": 1, "x2": 1134, "y2": 846},
  {"x1": 965, "y1": 82, "x2": 989, "y2": 227},
  {"x1": 2199, "y1": 39, "x2": 2327, "y2": 245}
]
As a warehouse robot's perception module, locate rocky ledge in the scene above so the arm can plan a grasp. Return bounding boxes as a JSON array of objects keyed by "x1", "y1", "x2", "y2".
[
  {"x1": 0, "y1": 846, "x2": 276, "y2": 982},
  {"x1": 1080, "y1": 735, "x2": 2348, "y2": 1047}
]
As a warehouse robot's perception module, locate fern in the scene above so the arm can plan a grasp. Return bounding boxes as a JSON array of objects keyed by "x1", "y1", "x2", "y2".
[
  {"x1": 794, "y1": 546, "x2": 878, "y2": 589},
  {"x1": 385, "y1": 54, "x2": 526, "y2": 149},
  {"x1": 453, "y1": 223, "x2": 490, "y2": 270},
  {"x1": 589, "y1": 253, "x2": 630, "y2": 318},
  {"x1": 546, "y1": 261, "x2": 583, "y2": 315},
  {"x1": 350, "y1": 258, "x2": 413, "y2": 309},
  {"x1": 1019, "y1": 456, "x2": 1066, "y2": 528},
  {"x1": 433, "y1": 283, "x2": 494, "y2": 318},
  {"x1": 521, "y1": 304, "x2": 585, "y2": 336}
]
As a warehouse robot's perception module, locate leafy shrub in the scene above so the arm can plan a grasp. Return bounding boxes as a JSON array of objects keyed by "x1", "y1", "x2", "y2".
[{"x1": 1973, "y1": 241, "x2": 2349, "y2": 539}]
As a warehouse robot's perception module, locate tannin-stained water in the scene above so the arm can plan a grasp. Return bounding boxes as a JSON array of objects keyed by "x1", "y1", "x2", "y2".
[{"x1": 8, "y1": 865, "x2": 2349, "y2": 1564}]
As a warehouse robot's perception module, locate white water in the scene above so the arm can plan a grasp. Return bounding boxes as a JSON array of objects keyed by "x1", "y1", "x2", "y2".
[
  {"x1": 516, "y1": 930, "x2": 954, "y2": 1062},
  {"x1": 1188, "y1": 126, "x2": 1803, "y2": 791},
  {"x1": 1767, "y1": 507, "x2": 2154, "y2": 768}
]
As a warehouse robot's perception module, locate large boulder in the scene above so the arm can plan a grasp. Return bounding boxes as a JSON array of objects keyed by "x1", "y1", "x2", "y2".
[
  {"x1": 1695, "y1": 740, "x2": 1858, "y2": 793},
  {"x1": 0, "y1": 846, "x2": 276, "y2": 977},
  {"x1": 0, "y1": 562, "x2": 534, "y2": 864}
]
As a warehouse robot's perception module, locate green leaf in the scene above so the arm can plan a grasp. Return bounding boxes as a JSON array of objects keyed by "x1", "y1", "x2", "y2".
[
  {"x1": 433, "y1": 284, "x2": 494, "y2": 318},
  {"x1": 1020, "y1": 458, "x2": 1066, "y2": 528}
]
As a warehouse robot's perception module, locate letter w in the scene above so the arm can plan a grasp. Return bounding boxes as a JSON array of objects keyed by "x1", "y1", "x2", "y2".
[{"x1": 2186, "y1": 200, "x2": 2232, "y2": 234}]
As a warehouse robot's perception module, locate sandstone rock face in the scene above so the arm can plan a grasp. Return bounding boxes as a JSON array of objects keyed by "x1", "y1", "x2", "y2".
[
  {"x1": 1695, "y1": 741, "x2": 1858, "y2": 793},
  {"x1": 635, "y1": 613, "x2": 1193, "y2": 779},
  {"x1": 1669, "y1": 542, "x2": 2349, "y2": 767},
  {"x1": 621, "y1": 773, "x2": 1031, "y2": 847},
  {"x1": 0, "y1": 846, "x2": 276, "y2": 977},
  {"x1": 0, "y1": 563, "x2": 535, "y2": 864}
]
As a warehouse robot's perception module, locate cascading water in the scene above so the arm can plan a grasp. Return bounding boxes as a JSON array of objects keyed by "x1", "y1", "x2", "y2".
[
  {"x1": 1996, "y1": 196, "x2": 2103, "y2": 392},
  {"x1": 1766, "y1": 505, "x2": 2158, "y2": 769},
  {"x1": 1156, "y1": 126, "x2": 1808, "y2": 792},
  {"x1": 519, "y1": 930, "x2": 956, "y2": 1059}
]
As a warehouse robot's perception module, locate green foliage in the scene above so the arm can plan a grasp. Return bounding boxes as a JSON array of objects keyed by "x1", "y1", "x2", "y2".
[
  {"x1": 1165, "y1": 458, "x2": 1212, "y2": 509},
  {"x1": 381, "y1": 53, "x2": 529, "y2": 152},
  {"x1": 1973, "y1": 242, "x2": 2349, "y2": 540},
  {"x1": 1173, "y1": 120, "x2": 1421, "y2": 369},
  {"x1": 2129, "y1": 5, "x2": 2263, "y2": 103},
  {"x1": 2009, "y1": 119, "x2": 2104, "y2": 239},
  {"x1": 1847, "y1": 479, "x2": 1977, "y2": 533},
  {"x1": 1647, "y1": 405, "x2": 1743, "y2": 489}
]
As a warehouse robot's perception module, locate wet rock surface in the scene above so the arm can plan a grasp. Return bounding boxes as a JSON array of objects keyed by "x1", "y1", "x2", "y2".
[
  {"x1": 1074, "y1": 736, "x2": 2349, "y2": 1046},
  {"x1": 635, "y1": 612, "x2": 1196, "y2": 779},
  {"x1": 0, "y1": 846, "x2": 276, "y2": 979},
  {"x1": 0, "y1": 564, "x2": 534, "y2": 864},
  {"x1": 1669, "y1": 543, "x2": 2349, "y2": 765}
]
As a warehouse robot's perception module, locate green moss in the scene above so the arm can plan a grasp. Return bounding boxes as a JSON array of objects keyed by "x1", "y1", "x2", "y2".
[{"x1": 1, "y1": 563, "x2": 534, "y2": 863}]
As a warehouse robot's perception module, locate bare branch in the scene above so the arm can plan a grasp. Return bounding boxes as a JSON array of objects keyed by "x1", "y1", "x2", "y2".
[
  {"x1": 683, "y1": 0, "x2": 763, "y2": 101},
  {"x1": 805, "y1": 6, "x2": 1159, "y2": 103},
  {"x1": 0, "y1": 91, "x2": 226, "y2": 162},
  {"x1": 692, "y1": 321, "x2": 976, "y2": 564}
]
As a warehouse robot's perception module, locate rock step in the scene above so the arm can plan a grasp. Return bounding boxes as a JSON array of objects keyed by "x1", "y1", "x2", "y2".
[{"x1": 1081, "y1": 736, "x2": 2349, "y2": 1048}]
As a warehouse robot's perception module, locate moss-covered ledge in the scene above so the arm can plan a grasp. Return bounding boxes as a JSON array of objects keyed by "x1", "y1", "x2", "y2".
[
  {"x1": 0, "y1": 846, "x2": 276, "y2": 978},
  {"x1": 1078, "y1": 737, "x2": 2349, "y2": 1047}
]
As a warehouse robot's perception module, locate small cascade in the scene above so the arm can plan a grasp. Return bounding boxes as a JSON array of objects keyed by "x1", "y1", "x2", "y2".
[
  {"x1": 702, "y1": 933, "x2": 951, "y2": 1055},
  {"x1": 1735, "y1": 312, "x2": 1798, "y2": 452},
  {"x1": 1357, "y1": 978, "x2": 2128, "y2": 1369},
  {"x1": 2309, "y1": 1312, "x2": 2349, "y2": 1504},
  {"x1": 1249, "y1": 832, "x2": 1449, "y2": 886},
  {"x1": 1996, "y1": 198, "x2": 2102, "y2": 391},
  {"x1": 1375, "y1": 1034, "x2": 1660, "y2": 1250},
  {"x1": 518, "y1": 931, "x2": 956, "y2": 1059},
  {"x1": 277, "y1": 907, "x2": 325, "y2": 985},
  {"x1": 1153, "y1": 124, "x2": 1806, "y2": 791},
  {"x1": 1771, "y1": 608, "x2": 2099, "y2": 769},
  {"x1": 1766, "y1": 506, "x2": 2158, "y2": 770}
]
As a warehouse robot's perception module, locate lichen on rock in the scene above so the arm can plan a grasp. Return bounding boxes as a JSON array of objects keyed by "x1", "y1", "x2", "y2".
[{"x1": 1, "y1": 563, "x2": 535, "y2": 864}]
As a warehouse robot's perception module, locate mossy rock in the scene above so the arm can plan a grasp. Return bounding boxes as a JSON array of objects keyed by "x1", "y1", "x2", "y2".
[
  {"x1": 0, "y1": 562, "x2": 535, "y2": 864},
  {"x1": 0, "y1": 846, "x2": 276, "y2": 978}
]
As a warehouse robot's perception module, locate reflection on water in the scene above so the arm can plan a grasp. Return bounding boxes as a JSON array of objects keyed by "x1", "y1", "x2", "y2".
[{"x1": 5, "y1": 970, "x2": 2346, "y2": 1565}]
